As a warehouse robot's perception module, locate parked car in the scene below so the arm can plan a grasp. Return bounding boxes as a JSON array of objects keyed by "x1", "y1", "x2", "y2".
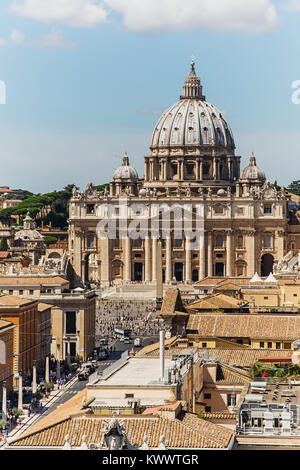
[
  {"x1": 85, "y1": 363, "x2": 95, "y2": 374},
  {"x1": 78, "y1": 371, "x2": 89, "y2": 381},
  {"x1": 134, "y1": 338, "x2": 141, "y2": 347},
  {"x1": 124, "y1": 337, "x2": 131, "y2": 344}
]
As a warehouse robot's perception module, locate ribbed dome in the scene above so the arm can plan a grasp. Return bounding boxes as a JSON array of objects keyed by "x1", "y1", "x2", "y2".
[
  {"x1": 150, "y1": 62, "x2": 235, "y2": 151},
  {"x1": 241, "y1": 153, "x2": 265, "y2": 181},
  {"x1": 113, "y1": 153, "x2": 139, "y2": 180}
]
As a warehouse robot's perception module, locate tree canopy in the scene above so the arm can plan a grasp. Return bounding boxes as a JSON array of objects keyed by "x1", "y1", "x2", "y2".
[{"x1": 287, "y1": 180, "x2": 300, "y2": 196}]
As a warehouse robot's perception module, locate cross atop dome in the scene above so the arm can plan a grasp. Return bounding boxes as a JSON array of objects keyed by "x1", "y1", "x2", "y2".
[{"x1": 180, "y1": 58, "x2": 205, "y2": 101}]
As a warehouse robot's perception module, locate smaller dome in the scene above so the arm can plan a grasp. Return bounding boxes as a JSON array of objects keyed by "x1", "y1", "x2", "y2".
[
  {"x1": 241, "y1": 153, "x2": 265, "y2": 181},
  {"x1": 113, "y1": 153, "x2": 139, "y2": 180},
  {"x1": 217, "y1": 188, "x2": 227, "y2": 196},
  {"x1": 15, "y1": 229, "x2": 44, "y2": 242},
  {"x1": 139, "y1": 188, "x2": 147, "y2": 197}
]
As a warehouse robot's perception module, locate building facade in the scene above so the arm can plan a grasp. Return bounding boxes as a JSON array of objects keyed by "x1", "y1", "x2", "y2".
[{"x1": 68, "y1": 61, "x2": 289, "y2": 288}]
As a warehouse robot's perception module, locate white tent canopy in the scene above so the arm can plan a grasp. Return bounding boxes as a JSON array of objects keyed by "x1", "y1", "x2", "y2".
[{"x1": 249, "y1": 272, "x2": 263, "y2": 283}]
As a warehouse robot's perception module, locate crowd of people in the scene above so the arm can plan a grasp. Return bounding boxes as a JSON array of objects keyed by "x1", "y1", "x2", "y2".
[{"x1": 95, "y1": 300, "x2": 162, "y2": 340}]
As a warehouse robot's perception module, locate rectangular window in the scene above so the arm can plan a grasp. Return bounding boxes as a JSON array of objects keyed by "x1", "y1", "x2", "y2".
[
  {"x1": 268, "y1": 342, "x2": 272, "y2": 348},
  {"x1": 260, "y1": 342, "x2": 265, "y2": 348},
  {"x1": 19, "y1": 289, "x2": 23, "y2": 295},
  {"x1": 227, "y1": 393, "x2": 236, "y2": 407},
  {"x1": 87, "y1": 235, "x2": 95, "y2": 249},
  {"x1": 87, "y1": 204, "x2": 95, "y2": 214},
  {"x1": 8, "y1": 289, "x2": 13, "y2": 295},
  {"x1": 276, "y1": 342, "x2": 281, "y2": 350},
  {"x1": 205, "y1": 406, "x2": 211, "y2": 412},
  {"x1": 125, "y1": 393, "x2": 134, "y2": 399},
  {"x1": 29, "y1": 289, "x2": 34, "y2": 295},
  {"x1": 202, "y1": 342, "x2": 207, "y2": 348},
  {"x1": 264, "y1": 204, "x2": 272, "y2": 214},
  {"x1": 65, "y1": 311, "x2": 76, "y2": 335},
  {"x1": 204, "y1": 393, "x2": 211, "y2": 400}
]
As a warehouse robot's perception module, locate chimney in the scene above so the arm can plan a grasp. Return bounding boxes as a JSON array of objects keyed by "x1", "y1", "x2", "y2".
[{"x1": 160, "y1": 329, "x2": 165, "y2": 382}]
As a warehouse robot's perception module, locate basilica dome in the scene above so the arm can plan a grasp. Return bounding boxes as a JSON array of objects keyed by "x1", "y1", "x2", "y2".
[
  {"x1": 150, "y1": 61, "x2": 235, "y2": 151},
  {"x1": 241, "y1": 153, "x2": 265, "y2": 181},
  {"x1": 113, "y1": 153, "x2": 139, "y2": 180}
]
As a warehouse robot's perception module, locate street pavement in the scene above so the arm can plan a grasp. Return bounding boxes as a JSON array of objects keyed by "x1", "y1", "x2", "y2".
[{"x1": 0, "y1": 334, "x2": 158, "y2": 445}]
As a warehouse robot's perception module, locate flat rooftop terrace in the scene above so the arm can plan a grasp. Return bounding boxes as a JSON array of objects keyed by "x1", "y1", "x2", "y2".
[{"x1": 98, "y1": 357, "x2": 174, "y2": 386}]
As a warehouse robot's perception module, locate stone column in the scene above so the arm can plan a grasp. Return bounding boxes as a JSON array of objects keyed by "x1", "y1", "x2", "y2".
[
  {"x1": 56, "y1": 344, "x2": 61, "y2": 380},
  {"x1": 166, "y1": 236, "x2": 172, "y2": 283},
  {"x1": 247, "y1": 230, "x2": 256, "y2": 276},
  {"x1": 277, "y1": 230, "x2": 284, "y2": 261},
  {"x1": 152, "y1": 237, "x2": 157, "y2": 282},
  {"x1": 156, "y1": 239, "x2": 163, "y2": 300},
  {"x1": 45, "y1": 356, "x2": 50, "y2": 384},
  {"x1": 32, "y1": 361, "x2": 37, "y2": 394},
  {"x1": 2, "y1": 381, "x2": 7, "y2": 422},
  {"x1": 199, "y1": 160, "x2": 203, "y2": 180},
  {"x1": 100, "y1": 237, "x2": 110, "y2": 285},
  {"x1": 185, "y1": 237, "x2": 192, "y2": 283},
  {"x1": 18, "y1": 372, "x2": 23, "y2": 411},
  {"x1": 125, "y1": 236, "x2": 131, "y2": 282},
  {"x1": 66, "y1": 338, "x2": 71, "y2": 365},
  {"x1": 226, "y1": 231, "x2": 233, "y2": 277},
  {"x1": 199, "y1": 232, "x2": 205, "y2": 280},
  {"x1": 195, "y1": 160, "x2": 199, "y2": 180},
  {"x1": 144, "y1": 236, "x2": 151, "y2": 282},
  {"x1": 207, "y1": 232, "x2": 213, "y2": 277}
]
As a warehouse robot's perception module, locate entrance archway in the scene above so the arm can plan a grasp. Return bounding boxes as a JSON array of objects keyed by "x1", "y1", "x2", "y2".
[
  {"x1": 215, "y1": 262, "x2": 224, "y2": 277},
  {"x1": 174, "y1": 263, "x2": 184, "y2": 282},
  {"x1": 133, "y1": 263, "x2": 143, "y2": 282},
  {"x1": 261, "y1": 254, "x2": 274, "y2": 277}
]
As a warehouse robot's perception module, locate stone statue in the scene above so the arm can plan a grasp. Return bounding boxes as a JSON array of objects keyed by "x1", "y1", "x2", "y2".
[
  {"x1": 102, "y1": 418, "x2": 134, "y2": 450},
  {"x1": 186, "y1": 185, "x2": 191, "y2": 197},
  {"x1": 72, "y1": 185, "x2": 78, "y2": 198}
]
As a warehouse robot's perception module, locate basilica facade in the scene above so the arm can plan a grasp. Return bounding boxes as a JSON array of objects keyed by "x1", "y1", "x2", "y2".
[{"x1": 68, "y1": 62, "x2": 289, "y2": 287}]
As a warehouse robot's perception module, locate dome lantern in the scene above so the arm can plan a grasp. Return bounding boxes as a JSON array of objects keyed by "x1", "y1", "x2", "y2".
[{"x1": 180, "y1": 60, "x2": 205, "y2": 101}]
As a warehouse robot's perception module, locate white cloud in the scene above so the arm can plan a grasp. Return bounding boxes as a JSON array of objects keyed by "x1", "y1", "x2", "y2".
[
  {"x1": 9, "y1": 27, "x2": 77, "y2": 48},
  {"x1": 103, "y1": 0, "x2": 279, "y2": 33},
  {"x1": 10, "y1": 28, "x2": 26, "y2": 44},
  {"x1": 285, "y1": 0, "x2": 300, "y2": 11},
  {"x1": 10, "y1": 0, "x2": 108, "y2": 28},
  {"x1": 34, "y1": 28, "x2": 77, "y2": 48}
]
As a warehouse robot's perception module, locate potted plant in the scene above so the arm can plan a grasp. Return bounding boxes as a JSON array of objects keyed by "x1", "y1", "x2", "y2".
[
  {"x1": 11, "y1": 408, "x2": 23, "y2": 424},
  {"x1": 43, "y1": 382, "x2": 54, "y2": 397},
  {"x1": 0, "y1": 419, "x2": 7, "y2": 436}
]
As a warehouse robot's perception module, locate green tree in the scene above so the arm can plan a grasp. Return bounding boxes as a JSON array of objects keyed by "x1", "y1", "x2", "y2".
[
  {"x1": 248, "y1": 361, "x2": 263, "y2": 378},
  {"x1": 287, "y1": 180, "x2": 300, "y2": 196},
  {"x1": 11, "y1": 408, "x2": 23, "y2": 418},
  {"x1": 0, "y1": 419, "x2": 7, "y2": 429}
]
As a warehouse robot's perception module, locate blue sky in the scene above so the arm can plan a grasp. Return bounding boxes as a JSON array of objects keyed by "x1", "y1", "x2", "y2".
[{"x1": 0, "y1": 0, "x2": 299, "y2": 193}]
